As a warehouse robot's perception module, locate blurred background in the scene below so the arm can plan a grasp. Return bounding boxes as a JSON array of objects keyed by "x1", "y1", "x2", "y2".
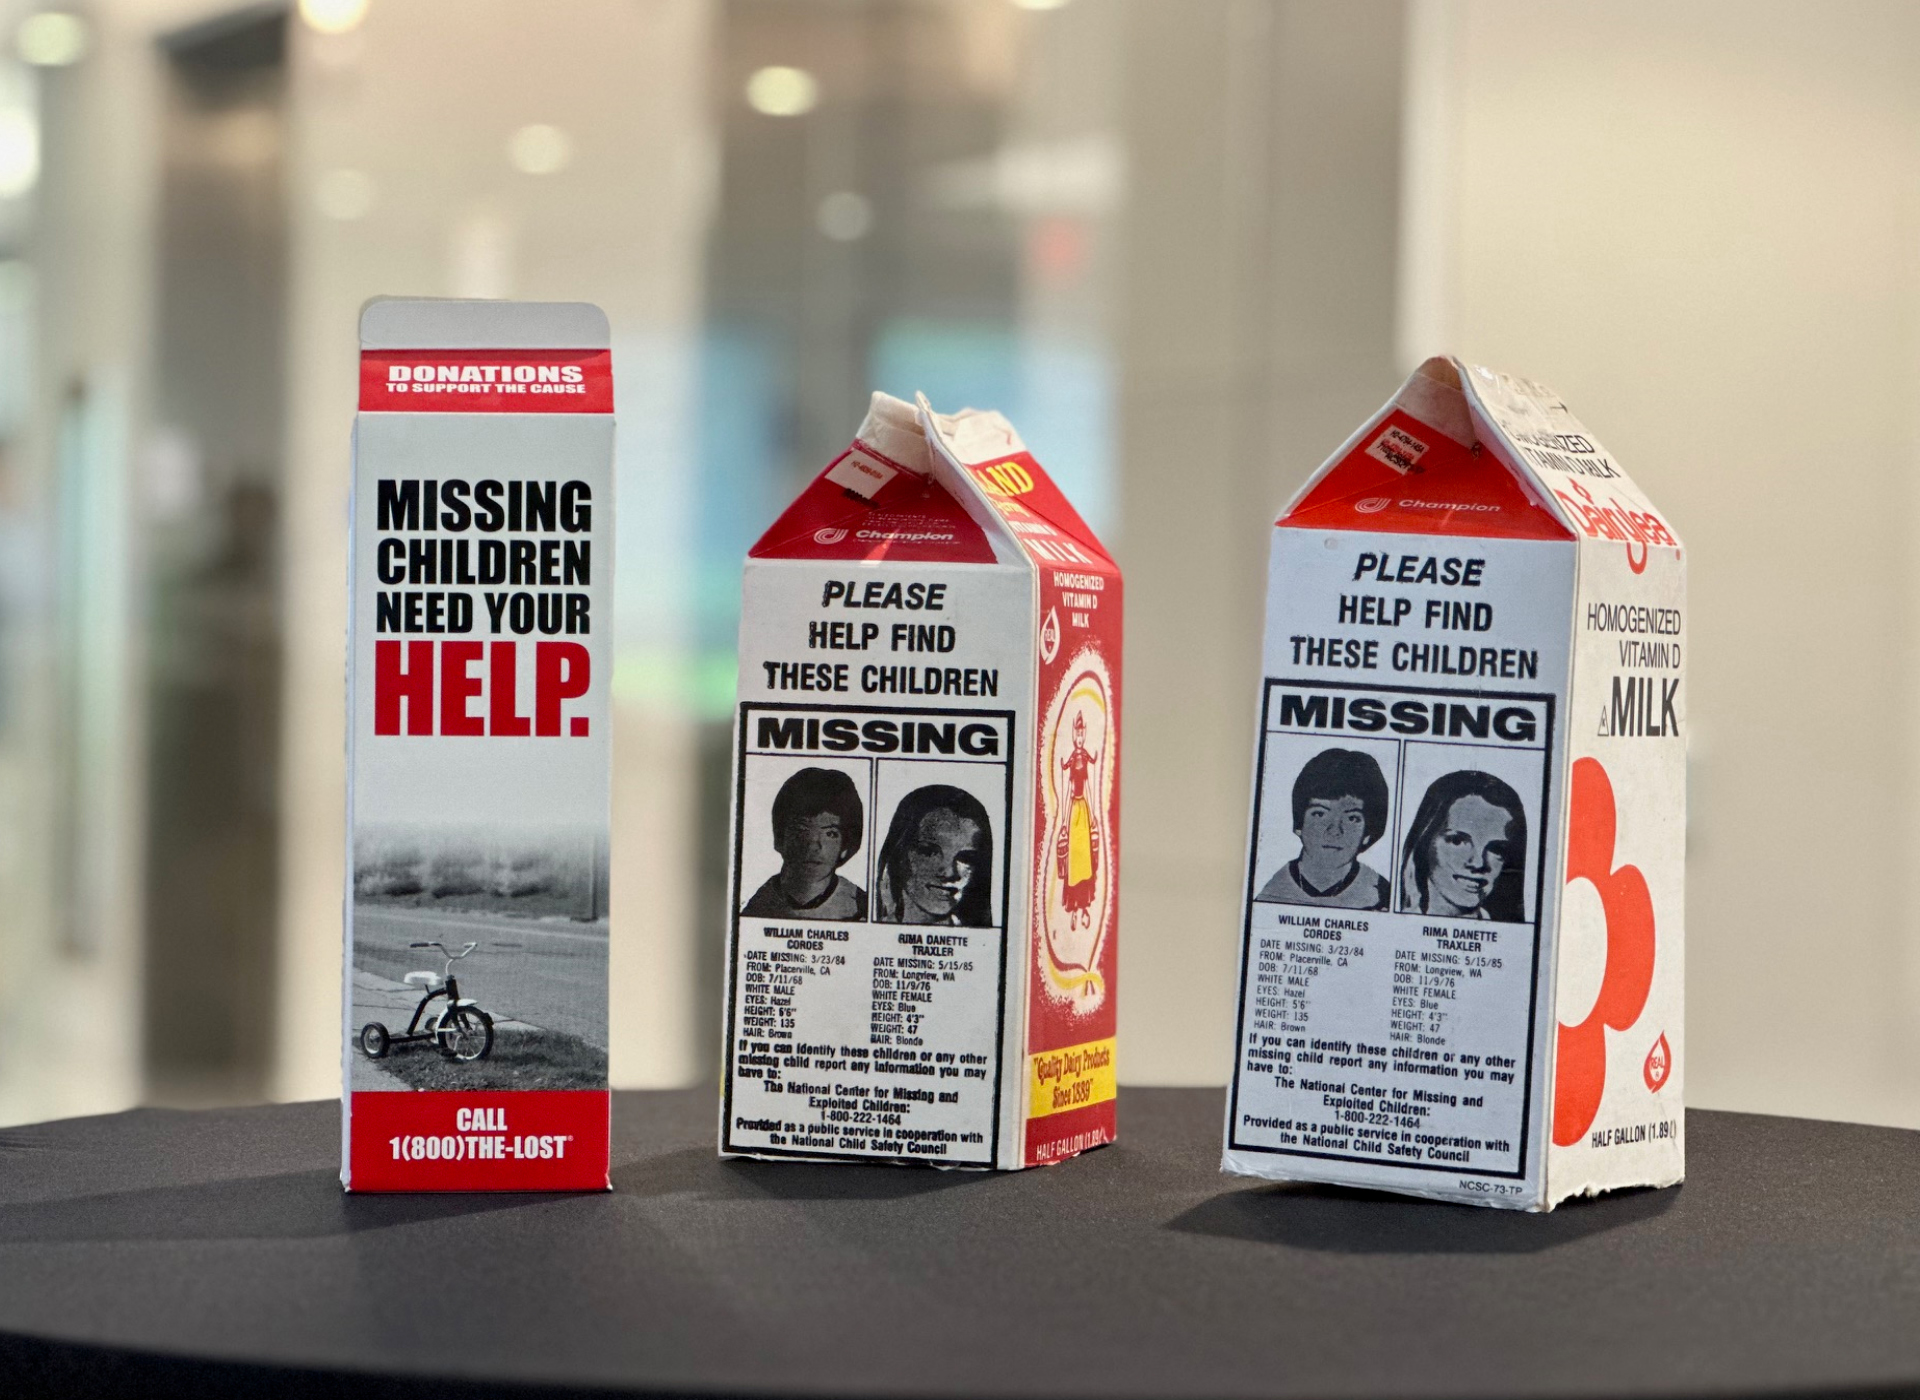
[{"x1": 0, "y1": 0, "x2": 1915, "y2": 1129}]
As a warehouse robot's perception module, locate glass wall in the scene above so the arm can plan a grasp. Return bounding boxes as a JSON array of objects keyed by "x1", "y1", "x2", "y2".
[
  {"x1": 3, "y1": 0, "x2": 1919, "y2": 1131},
  {"x1": 0, "y1": 0, "x2": 1127, "y2": 1116}
]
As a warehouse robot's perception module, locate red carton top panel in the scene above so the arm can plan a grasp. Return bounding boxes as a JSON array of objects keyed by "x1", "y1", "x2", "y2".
[
  {"x1": 961, "y1": 451, "x2": 1118, "y2": 575},
  {"x1": 360, "y1": 348, "x2": 614, "y2": 414},
  {"x1": 750, "y1": 451, "x2": 998, "y2": 564},
  {"x1": 1281, "y1": 409, "x2": 1572, "y2": 541}
]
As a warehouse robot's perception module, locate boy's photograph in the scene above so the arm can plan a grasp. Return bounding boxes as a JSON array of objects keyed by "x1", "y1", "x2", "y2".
[
  {"x1": 739, "y1": 762, "x2": 871, "y2": 921},
  {"x1": 1254, "y1": 742, "x2": 1396, "y2": 912}
]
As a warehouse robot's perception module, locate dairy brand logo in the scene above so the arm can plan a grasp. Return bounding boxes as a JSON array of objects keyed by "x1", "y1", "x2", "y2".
[
  {"x1": 1553, "y1": 757, "x2": 1657, "y2": 1146},
  {"x1": 1036, "y1": 649, "x2": 1114, "y2": 1012},
  {"x1": 1552, "y1": 478, "x2": 1674, "y2": 574},
  {"x1": 974, "y1": 459, "x2": 1035, "y2": 499},
  {"x1": 857, "y1": 528, "x2": 953, "y2": 543},
  {"x1": 1354, "y1": 497, "x2": 1390, "y2": 514},
  {"x1": 1040, "y1": 607, "x2": 1061, "y2": 663},
  {"x1": 1643, "y1": 1032, "x2": 1671, "y2": 1093},
  {"x1": 1402, "y1": 499, "x2": 1498, "y2": 513},
  {"x1": 812, "y1": 527, "x2": 848, "y2": 545}
]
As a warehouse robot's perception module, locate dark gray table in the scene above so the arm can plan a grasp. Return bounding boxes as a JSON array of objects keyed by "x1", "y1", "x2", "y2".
[{"x1": 2, "y1": 1089, "x2": 1917, "y2": 1399}]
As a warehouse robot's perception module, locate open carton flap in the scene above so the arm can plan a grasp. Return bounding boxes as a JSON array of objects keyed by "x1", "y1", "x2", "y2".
[
  {"x1": 1281, "y1": 357, "x2": 1571, "y2": 541},
  {"x1": 751, "y1": 391, "x2": 1117, "y2": 572},
  {"x1": 748, "y1": 393, "x2": 1012, "y2": 565},
  {"x1": 918, "y1": 395, "x2": 1119, "y2": 574},
  {"x1": 1280, "y1": 356, "x2": 1681, "y2": 555}
]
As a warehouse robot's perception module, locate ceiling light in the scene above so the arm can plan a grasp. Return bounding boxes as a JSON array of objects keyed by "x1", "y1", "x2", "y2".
[
  {"x1": 745, "y1": 66, "x2": 818, "y2": 117},
  {"x1": 506, "y1": 124, "x2": 571, "y2": 176},
  {"x1": 298, "y1": 0, "x2": 370, "y2": 37},
  {"x1": 0, "y1": 111, "x2": 38, "y2": 198},
  {"x1": 1010, "y1": 0, "x2": 1073, "y2": 10},
  {"x1": 16, "y1": 12, "x2": 87, "y2": 66}
]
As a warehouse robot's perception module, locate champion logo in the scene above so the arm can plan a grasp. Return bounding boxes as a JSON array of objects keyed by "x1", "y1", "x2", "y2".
[
  {"x1": 1354, "y1": 497, "x2": 1390, "y2": 514},
  {"x1": 813, "y1": 527, "x2": 848, "y2": 545},
  {"x1": 1403, "y1": 499, "x2": 1499, "y2": 513}
]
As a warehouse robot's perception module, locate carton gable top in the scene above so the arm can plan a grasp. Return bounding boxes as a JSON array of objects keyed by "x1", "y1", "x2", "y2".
[
  {"x1": 357, "y1": 298, "x2": 613, "y2": 415},
  {"x1": 1280, "y1": 357, "x2": 1681, "y2": 551},
  {"x1": 747, "y1": 439, "x2": 1002, "y2": 565},
  {"x1": 920, "y1": 397, "x2": 1117, "y2": 576},
  {"x1": 750, "y1": 392, "x2": 1117, "y2": 574},
  {"x1": 359, "y1": 297, "x2": 610, "y2": 350}
]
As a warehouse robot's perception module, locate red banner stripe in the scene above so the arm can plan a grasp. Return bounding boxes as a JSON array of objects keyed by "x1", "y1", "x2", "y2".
[
  {"x1": 348, "y1": 1089, "x2": 609, "y2": 1191},
  {"x1": 1025, "y1": 1098, "x2": 1116, "y2": 1168},
  {"x1": 359, "y1": 348, "x2": 613, "y2": 414}
]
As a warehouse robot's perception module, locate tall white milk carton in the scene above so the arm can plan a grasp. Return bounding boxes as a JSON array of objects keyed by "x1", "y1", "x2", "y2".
[
  {"x1": 344, "y1": 299, "x2": 613, "y2": 1191},
  {"x1": 721, "y1": 392, "x2": 1121, "y2": 1169},
  {"x1": 1222, "y1": 357, "x2": 1683, "y2": 1210}
]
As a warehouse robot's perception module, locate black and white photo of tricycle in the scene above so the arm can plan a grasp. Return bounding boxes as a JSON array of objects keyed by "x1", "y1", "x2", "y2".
[{"x1": 358, "y1": 941, "x2": 495, "y2": 1063}]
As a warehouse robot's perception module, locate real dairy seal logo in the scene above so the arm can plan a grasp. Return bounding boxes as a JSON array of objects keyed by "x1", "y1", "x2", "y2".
[
  {"x1": 813, "y1": 526, "x2": 848, "y2": 545},
  {"x1": 1040, "y1": 607, "x2": 1061, "y2": 663},
  {"x1": 1643, "y1": 1032, "x2": 1671, "y2": 1093},
  {"x1": 1036, "y1": 649, "x2": 1115, "y2": 1011}
]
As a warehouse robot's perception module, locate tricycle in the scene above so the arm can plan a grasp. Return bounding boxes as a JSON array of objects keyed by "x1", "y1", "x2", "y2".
[{"x1": 358, "y1": 940, "x2": 495, "y2": 1063}]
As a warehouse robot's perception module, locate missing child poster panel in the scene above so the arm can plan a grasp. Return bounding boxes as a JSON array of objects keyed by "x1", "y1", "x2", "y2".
[
  {"x1": 724, "y1": 702, "x2": 1016, "y2": 1165},
  {"x1": 1229, "y1": 679, "x2": 1554, "y2": 1180}
]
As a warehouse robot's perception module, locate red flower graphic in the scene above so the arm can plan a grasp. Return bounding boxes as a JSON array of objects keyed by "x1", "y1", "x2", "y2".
[{"x1": 1552, "y1": 758, "x2": 1657, "y2": 1147}]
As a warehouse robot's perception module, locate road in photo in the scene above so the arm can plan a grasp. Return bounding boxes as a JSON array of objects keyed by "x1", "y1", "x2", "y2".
[{"x1": 352, "y1": 905, "x2": 608, "y2": 1050}]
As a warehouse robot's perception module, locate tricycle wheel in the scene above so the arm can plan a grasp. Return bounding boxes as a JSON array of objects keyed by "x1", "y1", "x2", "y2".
[
  {"x1": 435, "y1": 1006, "x2": 494, "y2": 1062},
  {"x1": 359, "y1": 1023, "x2": 391, "y2": 1059}
]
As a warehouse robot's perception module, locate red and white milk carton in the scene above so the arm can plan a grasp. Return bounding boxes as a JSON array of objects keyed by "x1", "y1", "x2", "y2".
[
  {"x1": 343, "y1": 299, "x2": 613, "y2": 1191},
  {"x1": 721, "y1": 392, "x2": 1120, "y2": 1169},
  {"x1": 1222, "y1": 357, "x2": 1683, "y2": 1209}
]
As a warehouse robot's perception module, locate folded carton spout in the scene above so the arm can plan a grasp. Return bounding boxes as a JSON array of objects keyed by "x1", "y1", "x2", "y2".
[
  {"x1": 1395, "y1": 354, "x2": 1476, "y2": 448},
  {"x1": 854, "y1": 391, "x2": 934, "y2": 475},
  {"x1": 914, "y1": 391, "x2": 1027, "y2": 468}
]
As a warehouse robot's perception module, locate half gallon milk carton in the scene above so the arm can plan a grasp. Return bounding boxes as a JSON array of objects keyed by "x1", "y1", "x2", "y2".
[
  {"x1": 1222, "y1": 357, "x2": 1683, "y2": 1210},
  {"x1": 722, "y1": 392, "x2": 1120, "y2": 1169},
  {"x1": 344, "y1": 299, "x2": 613, "y2": 1191}
]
